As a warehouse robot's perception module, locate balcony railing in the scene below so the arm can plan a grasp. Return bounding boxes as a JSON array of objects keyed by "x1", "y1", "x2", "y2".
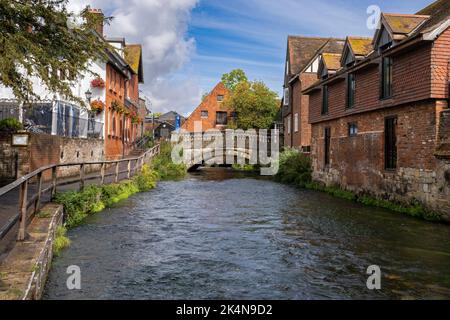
[{"x1": 0, "y1": 100, "x2": 104, "y2": 139}]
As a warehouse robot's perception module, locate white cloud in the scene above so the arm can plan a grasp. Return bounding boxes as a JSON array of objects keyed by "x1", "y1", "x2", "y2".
[{"x1": 68, "y1": 0, "x2": 200, "y2": 114}]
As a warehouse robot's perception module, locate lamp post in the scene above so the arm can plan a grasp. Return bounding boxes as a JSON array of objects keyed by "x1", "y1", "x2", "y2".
[{"x1": 85, "y1": 89, "x2": 92, "y2": 103}]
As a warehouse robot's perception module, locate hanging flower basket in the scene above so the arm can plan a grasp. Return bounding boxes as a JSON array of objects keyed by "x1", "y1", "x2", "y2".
[
  {"x1": 111, "y1": 100, "x2": 125, "y2": 114},
  {"x1": 90, "y1": 100, "x2": 105, "y2": 113},
  {"x1": 131, "y1": 115, "x2": 142, "y2": 124},
  {"x1": 91, "y1": 77, "x2": 105, "y2": 89}
]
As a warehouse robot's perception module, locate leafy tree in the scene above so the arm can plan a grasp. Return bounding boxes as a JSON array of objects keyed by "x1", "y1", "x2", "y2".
[
  {"x1": 225, "y1": 80, "x2": 279, "y2": 130},
  {"x1": 221, "y1": 69, "x2": 248, "y2": 91},
  {"x1": 0, "y1": 0, "x2": 111, "y2": 106}
]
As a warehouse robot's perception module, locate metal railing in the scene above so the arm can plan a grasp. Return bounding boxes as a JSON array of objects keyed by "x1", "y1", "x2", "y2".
[{"x1": 0, "y1": 144, "x2": 160, "y2": 243}]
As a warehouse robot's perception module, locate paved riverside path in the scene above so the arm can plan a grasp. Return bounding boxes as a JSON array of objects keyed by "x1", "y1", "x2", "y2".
[{"x1": 0, "y1": 156, "x2": 144, "y2": 259}]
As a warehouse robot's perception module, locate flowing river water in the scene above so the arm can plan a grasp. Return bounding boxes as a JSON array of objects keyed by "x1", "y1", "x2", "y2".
[{"x1": 44, "y1": 168, "x2": 450, "y2": 300}]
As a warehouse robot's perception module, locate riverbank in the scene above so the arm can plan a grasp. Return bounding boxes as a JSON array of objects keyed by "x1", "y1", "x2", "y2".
[
  {"x1": 54, "y1": 142, "x2": 187, "y2": 246},
  {"x1": 275, "y1": 149, "x2": 444, "y2": 223},
  {"x1": 43, "y1": 167, "x2": 450, "y2": 299}
]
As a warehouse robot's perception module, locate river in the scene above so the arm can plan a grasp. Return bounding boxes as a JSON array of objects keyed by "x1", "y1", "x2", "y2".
[{"x1": 44, "y1": 168, "x2": 450, "y2": 300}]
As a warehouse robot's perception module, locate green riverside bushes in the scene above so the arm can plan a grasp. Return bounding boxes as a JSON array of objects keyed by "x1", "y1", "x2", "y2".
[
  {"x1": 56, "y1": 164, "x2": 159, "y2": 229},
  {"x1": 275, "y1": 149, "x2": 312, "y2": 187},
  {"x1": 151, "y1": 142, "x2": 187, "y2": 180}
]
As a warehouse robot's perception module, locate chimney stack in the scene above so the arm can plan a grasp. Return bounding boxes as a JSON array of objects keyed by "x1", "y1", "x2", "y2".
[{"x1": 87, "y1": 7, "x2": 104, "y2": 37}]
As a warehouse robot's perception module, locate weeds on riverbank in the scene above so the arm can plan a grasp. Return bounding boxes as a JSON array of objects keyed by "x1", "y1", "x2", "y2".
[
  {"x1": 55, "y1": 164, "x2": 159, "y2": 229},
  {"x1": 275, "y1": 149, "x2": 441, "y2": 221},
  {"x1": 151, "y1": 142, "x2": 187, "y2": 180},
  {"x1": 275, "y1": 149, "x2": 312, "y2": 187},
  {"x1": 53, "y1": 226, "x2": 71, "y2": 256},
  {"x1": 231, "y1": 164, "x2": 259, "y2": 172},
  {"x1": 305, "y1": 182, "x2": 441, "y2": 221}
]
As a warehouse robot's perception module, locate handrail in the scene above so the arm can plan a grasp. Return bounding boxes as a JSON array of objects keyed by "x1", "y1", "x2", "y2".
[{"x1": 0, "y1": 144, "x2": 160, "y2": 242}]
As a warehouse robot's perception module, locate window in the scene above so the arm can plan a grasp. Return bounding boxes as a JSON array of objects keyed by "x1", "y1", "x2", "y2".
[
  {"x1": 324, "y1": 127, "x2": 331, "y2": 166},
  {"x1": 321, "y1": 85, "x2": 329, "y2": 115},
  {"x1": 294, "y1": 113, "x2": 299, "y2": 132},
  {"x1": 385, "y1": 116, "x2": 397, "y2": 170},
  {"x1": 216, "y1": 111, "x2": 228, "y2": 125},
  {"x1": 201, "y1": 110, "x2": 208, "y2": 119},
  {"x1": 347, "y1": 73, "x2": 356, "y2": 108},
  {"x1": 348, "y1": 123, "x2": 358, "y2": 137},
  {"x1": 284, "y1": 88, "x2": 290, "y2": 106},
  {"x1": 217, "y1": 95, "x2": 224, "y2": 102},
  {"x1": 381, "y1": 57, "x2": 393, "y2": 99},
  {"x1": 287, "y1": 115, "x2": 291, "y2": 134}
]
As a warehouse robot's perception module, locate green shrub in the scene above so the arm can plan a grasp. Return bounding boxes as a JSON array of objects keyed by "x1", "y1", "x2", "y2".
[
  {"x1": 151, "y1": 142, "x2": 187, "y2": 180},
  {"x1": 53, "y1": 226, "x2": 71, "y2": 256},
  {"x1": 0, "y1": 118, "x2": 23, "y2": 132},
  {"x1": 134, "y1": 164, "x2": 159, "y2": 192},
  {"x1": 275, "y1": 149, "x2": 312, "y2": 187},
  {"x1": 56, "y1": 166, "x2": 159, "y2": 229}
]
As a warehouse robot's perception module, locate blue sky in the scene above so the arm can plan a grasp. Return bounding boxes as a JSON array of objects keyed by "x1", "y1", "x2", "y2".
[
  {"x1": 184, "y1": 0, "x2": 431, "y2": 99},
  {"x1": 71, "y1": 0, "x2": 434, "y2": 115}
]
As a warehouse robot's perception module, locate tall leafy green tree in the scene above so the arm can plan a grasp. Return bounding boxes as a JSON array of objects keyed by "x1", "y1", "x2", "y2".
[
  {"x1": 225, "y1": 80, "x2": 279, "y2": 130},
  {"x1": 0, "y1": 0, "x2": 110, "y2": 106},
  {"x1": 221, "y1": 69, "x2": 248, "y2": 91}
]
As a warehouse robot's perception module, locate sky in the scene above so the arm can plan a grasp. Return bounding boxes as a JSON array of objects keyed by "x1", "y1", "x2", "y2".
[{"x1": 69, "y1": 0, "x2": 433, "y2": 116}]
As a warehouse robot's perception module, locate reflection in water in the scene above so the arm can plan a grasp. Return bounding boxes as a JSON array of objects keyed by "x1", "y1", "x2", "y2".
[{"x1": 44, "y1": 168, "x2": 450, "y2": 300}]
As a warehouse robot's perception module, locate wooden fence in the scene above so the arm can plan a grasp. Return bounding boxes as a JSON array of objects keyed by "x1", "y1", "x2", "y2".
[{"x1": 0, "y1": 145, "x2": 160, "y2": 242}]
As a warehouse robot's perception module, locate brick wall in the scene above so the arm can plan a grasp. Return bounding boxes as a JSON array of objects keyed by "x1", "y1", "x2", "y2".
[
  {"x1": 291, "y1": 80, "x2": 302, "y2": 148},
  {"x1": 309, "y1": 42, "x2": 434, "y2": 124},
  {"x1": 182, "y1": 83, "x2": 232, "y2": 132},
  {"x1": 0, "y1": 133, "x2": 105, "y2": 182},
  {"x1": 311, "y1": 100, "x2": 450, "y2": 220}
]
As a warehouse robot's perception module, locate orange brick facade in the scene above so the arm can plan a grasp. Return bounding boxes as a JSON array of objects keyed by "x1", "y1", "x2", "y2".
[
  {"x1": 104, "y1": 64, "x2": 141, "y2": 160},
  {"x1": 105, "y1": 64, "x2": 126, "y2": 159},
  {"x1": 182, "y1": 83, "x2": 232, "y2": 132},
  {"x1": 306, "y1": 28, "x2": 450, "y2": 220}
]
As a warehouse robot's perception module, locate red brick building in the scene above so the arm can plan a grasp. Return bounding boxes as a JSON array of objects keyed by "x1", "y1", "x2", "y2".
[
  {"x1": 303, "y1": 0, "x2": 450, "y2": 220},
  {"x1": 282, "y1": 36, "x2": 344, "y2": 150},
  {"x1": 182, "y1": 82, "x2": 232, "y2": 132},
  {"x1": 104, "y1": 40, "x2": 144, "y2": 159}
]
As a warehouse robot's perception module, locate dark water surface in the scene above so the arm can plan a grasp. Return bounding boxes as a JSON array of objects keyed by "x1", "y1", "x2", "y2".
[{"x1": 44, "y1": 168, "x2": 450, "y2": 300}]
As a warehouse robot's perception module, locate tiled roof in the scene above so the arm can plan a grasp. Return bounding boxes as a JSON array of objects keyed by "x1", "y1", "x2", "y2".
[
  {"x1": 322, "y1": 53, "x2": 342, "y2": 71},
  {"x1": 416, "y1": 0, "x2": 450, "y2": 34},
  {"x1": 287, "y1": 36, "x2": 341, "y2": 76},
  {"x1": 347, "y1": 37, "x2": 373, "y2": 56},
  {"x1": 383, "y1": 13, "x2": 430, "y2": 35},
  {"x1": 124, "y1": 44, "x2": 142, "y2": 75}
]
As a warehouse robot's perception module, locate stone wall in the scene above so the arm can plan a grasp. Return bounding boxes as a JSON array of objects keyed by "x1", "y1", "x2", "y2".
[{"x1": 311, "y1": 100, "x2": 450, "y2": 221}]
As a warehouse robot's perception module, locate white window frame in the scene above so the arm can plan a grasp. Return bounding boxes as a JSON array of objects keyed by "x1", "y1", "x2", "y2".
[{"x1": 294, "y1": 113, "x2": 299, "y2": 133}]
